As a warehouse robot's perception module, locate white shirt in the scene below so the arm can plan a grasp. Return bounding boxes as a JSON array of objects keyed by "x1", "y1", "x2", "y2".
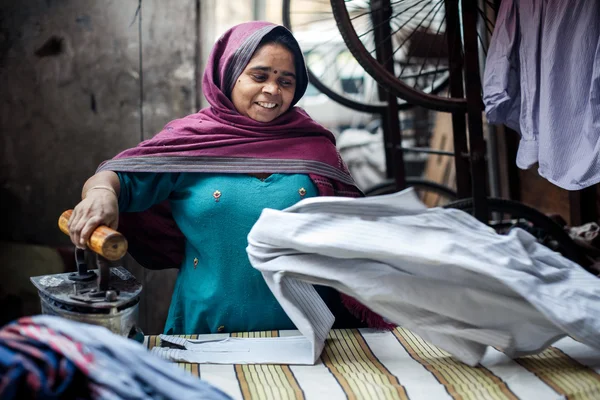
[{"x1": 245, "y1": 190, "x2": 600, "y2": 366}]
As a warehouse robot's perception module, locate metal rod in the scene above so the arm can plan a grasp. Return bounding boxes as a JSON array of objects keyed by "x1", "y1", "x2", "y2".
[
  {"x1": 194, "y1": 0, "x2": 202, "y2": 110},
  {"x1": 396, "y1": 146, "x2": 455, "y2": 156},
  {"x1": 253, "y1": 0, "x2": 266, "y2": 20},
  {"x1": 137, "y1": 0, "x2": 144, "y2": 142},
  {"x1": 478, "y1": 0, "x2": 501, "y2": 199},
  {"x1": 371, "y1": 0, "x2": 406, "y2": 189},
  {"x1": 97, "y1": 255, "x2": 110, "y2": 292},
  {"x1": 461, "y1": 0, "x2": 489, "y2": 221},
  {"x1": 569, "y1": 186, "x2": 598, "y2": 226},
  {"x1": 503, "y1": 127, "x2": 521, "y2": 200},
  {"x1": 395, "y1": 67, "x2": 450, "y2": 80},
  {"x1": 443, "y1": 0, "x2": 471, "y2": 199}
]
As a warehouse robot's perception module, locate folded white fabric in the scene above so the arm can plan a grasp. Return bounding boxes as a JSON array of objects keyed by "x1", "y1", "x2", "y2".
[
  {"x1": 154, "y1": 334, "x2": 314, "y2": 364},
  {"x1": 244, "y1": 189, "x2": 600, "y2": 366}
]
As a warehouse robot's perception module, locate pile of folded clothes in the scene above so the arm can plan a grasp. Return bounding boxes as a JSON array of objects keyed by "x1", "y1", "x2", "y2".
[{"x1": 0, "y1": 315, "x2": 230, "y2": 400}]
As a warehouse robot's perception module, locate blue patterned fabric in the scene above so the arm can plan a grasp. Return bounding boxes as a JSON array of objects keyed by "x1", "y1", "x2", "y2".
[{"x1": 0, "y1": 316, "x2": 231, "y2": 400}]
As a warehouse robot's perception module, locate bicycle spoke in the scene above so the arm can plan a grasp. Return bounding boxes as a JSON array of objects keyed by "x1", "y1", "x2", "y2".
[
  {"x1": 429, "y1": 14, "x2": 447, "y2": 92},
  {"x1": 326, "y1": 0, "x2": 468, "y2": 111},
  {"x1": 444, "y1": 2, "x2": 464, "y2": 99},
  {"x1": 365, "y1": 19, "x2": 421, "y2": 54},
  {"x1": 356, "y1": 0, "x2": 433, "y2": 41},
  {"x1": 403, "y1": 67, "x2": 448, "y2": 79},
  {"x1": 409, "y1": 0, "x2": 446, "y2": 86},
  {"x1": 363, "y1": 0, "x2": 435, "y2": 59},
  {"x1": 348, "y1": 0, "x2": 425, "y2": 21},
  {"x1": 396, "y1": 0, "x2": 445, "y2": 78}
]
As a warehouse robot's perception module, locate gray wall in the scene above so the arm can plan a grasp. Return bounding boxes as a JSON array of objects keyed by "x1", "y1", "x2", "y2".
[
  {"x1": 1, "y1": 0, "x2": 197, "y2": 244},
  {"x1": 1, "y1": 0, "x2": 199, "y2": 333}
]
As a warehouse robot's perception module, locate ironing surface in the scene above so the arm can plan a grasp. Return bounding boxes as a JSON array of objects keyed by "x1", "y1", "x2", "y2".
[{"x1": 146, "y1": 328, "x2": 600, "y2": 400}]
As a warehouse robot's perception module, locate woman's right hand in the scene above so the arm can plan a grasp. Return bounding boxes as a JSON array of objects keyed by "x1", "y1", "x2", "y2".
[{"x1": 68, "y1": 188, "x2": 119, "y2": 249}]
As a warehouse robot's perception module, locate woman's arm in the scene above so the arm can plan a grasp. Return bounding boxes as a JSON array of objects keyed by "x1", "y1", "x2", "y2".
[
  {"x1": 81, "y1": 170, "x2": 121, "y2": 199},
  {"x1": 69, "y1": 171, "x2": 183, "y2": 249},
  {"x1": 68, "y1": 170, "x2": 120, "y2": 249}
]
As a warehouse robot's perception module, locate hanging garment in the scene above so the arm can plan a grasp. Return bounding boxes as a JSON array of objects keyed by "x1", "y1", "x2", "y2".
[
  {"x1": 0, "y1": 316, "x2": 230, "y2": 400},
  {"x1": 483, "y1": 0, "x2": 600, "y2": 190},
  {"x1": 337, "y1": 128, "x2": 387, "y2": 191},
  {"x1": 153, "y1": 189, "x2": 600, "y2": 367}
]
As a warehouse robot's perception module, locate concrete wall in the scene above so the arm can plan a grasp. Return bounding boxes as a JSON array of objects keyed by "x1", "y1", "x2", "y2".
[
  {"x1": 0, "y1": 0, "x2": 198, "y2": 333},
  {"x1": 1, "y1": 0, "x2": 197, "y2": 245}
]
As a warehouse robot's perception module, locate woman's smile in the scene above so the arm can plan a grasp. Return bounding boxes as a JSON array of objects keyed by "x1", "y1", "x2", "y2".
[
  {"x1": 231, "y1": 43, "x2": 297, "y2": 123},
  {"x1": 255, "y1": 101, "x2": 278, "y2": 110}
]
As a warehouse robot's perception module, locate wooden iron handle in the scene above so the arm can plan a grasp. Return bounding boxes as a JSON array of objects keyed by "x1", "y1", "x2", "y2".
[{"x1": 58, "y1": 209, "x2": 128, "y2": 261}]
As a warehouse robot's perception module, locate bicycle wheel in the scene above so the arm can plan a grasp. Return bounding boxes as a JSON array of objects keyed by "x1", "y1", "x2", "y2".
[
  {"x1": 444, "y1": 198, "x2": 591, "y2": 270},
  {"x1": 330, "y1": 0, "x2": 497, "y2": 112},
  {"x1": 282, "y1": 0, "x2": 451, "y2": 113},
  {"x1": 365, "y1": 177, "x2": 457, "y2": 207}
]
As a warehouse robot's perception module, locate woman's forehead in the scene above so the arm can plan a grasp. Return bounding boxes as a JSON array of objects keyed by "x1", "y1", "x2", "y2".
[{"x1": 246, "y1": 44, "x2": 296, "y2": 72}]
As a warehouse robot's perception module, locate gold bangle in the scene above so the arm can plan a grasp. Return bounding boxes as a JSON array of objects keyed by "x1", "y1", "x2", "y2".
[{"x1": 84, "y1": 185, "x2": 117, "y2": 198}]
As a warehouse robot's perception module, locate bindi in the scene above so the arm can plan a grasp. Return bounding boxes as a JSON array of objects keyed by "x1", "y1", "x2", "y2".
[{"x1": 273, "y1": 70, "x2": 278, "y2": 74}]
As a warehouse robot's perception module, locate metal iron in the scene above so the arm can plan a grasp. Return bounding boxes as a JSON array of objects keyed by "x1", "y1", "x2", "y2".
[{"x1": 31, "y1": 247, "x2": 143, "y2": 339}]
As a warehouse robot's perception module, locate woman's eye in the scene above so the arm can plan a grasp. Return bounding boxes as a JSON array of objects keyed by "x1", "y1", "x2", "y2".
[
  {"x1": 252, "y1": 74, "x2": 267, "y2": 81},
  {"x1": 279, "y1": 79, "x2": 294, "y2": 87}
]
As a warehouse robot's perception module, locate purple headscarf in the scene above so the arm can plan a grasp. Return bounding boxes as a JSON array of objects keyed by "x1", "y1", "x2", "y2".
[
  {"x1": 100, "y1": 21, "x2": 351, "y2": 174},
  {"x1": 97, "y1": 21, "x2": 392, "y2": 330}
]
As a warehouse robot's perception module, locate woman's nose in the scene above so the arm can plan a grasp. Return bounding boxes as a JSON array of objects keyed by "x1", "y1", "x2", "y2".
[{"x1": 262, "y1": 81, "x2": 279, "y2": 94}]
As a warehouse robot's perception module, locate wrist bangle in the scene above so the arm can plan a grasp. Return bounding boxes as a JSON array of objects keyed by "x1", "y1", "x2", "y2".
[{"x1": 84, "y1": 185, "x2": 117, "y2": 198}]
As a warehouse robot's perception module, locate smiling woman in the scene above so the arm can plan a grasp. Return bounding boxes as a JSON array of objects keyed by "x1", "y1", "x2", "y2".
[
  {"x1": 66, "y1": 21, "x2": 392, "y2": 335},
  {"x1": 231, "y1": 43, "x2": 297, "y2": 122}
]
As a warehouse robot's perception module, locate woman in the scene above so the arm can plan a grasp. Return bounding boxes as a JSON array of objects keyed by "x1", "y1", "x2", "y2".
[{"x1": 68, "y1": 21, "x2": 390, "y2": 334}]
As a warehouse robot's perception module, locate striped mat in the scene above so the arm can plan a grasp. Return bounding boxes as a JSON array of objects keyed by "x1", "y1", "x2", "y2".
[{"x1": 145, "y1": 328, "x2": 600, "y2": 400}]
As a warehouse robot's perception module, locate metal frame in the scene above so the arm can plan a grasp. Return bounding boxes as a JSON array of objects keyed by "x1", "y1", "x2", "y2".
[{"x1": 367, "y1": 0, "x2": 491, "y2": 221}]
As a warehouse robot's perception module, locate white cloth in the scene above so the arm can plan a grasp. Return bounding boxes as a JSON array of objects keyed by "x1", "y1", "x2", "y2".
[
  {"x1": 155, "y1": 335, "x2": 315, "y2": 364},
  {"x1": 154, "y1": 190, "x2": 600, "y2": 367}
]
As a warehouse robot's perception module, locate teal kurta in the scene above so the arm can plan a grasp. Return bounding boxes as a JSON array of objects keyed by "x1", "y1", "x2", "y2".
[{"x1": 117, "y1": 172, "x2": 318, "y2": 334}]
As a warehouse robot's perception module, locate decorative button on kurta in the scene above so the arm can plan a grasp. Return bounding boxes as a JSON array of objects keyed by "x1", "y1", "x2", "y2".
[
  {"x1": 217, "y1": 325, "x2": 225, "y2": 333},
  {"x1": 193, "y1": 258, "x2": 198, "y2": 269},
  {"x1": 213, "y1": 190, "x2": 221, "y2": 202},
  {"x1": 298, "y1": 187, "x2": 306, "y2": 197}
]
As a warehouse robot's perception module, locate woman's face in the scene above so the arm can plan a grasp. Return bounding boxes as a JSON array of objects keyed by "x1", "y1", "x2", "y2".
[{"x1": 231, "y1": 43, "x2": 297, "y2": 123}]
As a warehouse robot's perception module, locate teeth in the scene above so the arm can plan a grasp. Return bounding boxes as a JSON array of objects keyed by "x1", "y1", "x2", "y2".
[{"x1": 257, "y1": 102, "x2": 277, "y2": 109}]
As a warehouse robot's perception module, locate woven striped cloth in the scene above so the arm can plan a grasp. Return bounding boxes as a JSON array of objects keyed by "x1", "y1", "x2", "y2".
[{"x1": 146, "y1": 328, "x2": 600, "y2": 400}]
